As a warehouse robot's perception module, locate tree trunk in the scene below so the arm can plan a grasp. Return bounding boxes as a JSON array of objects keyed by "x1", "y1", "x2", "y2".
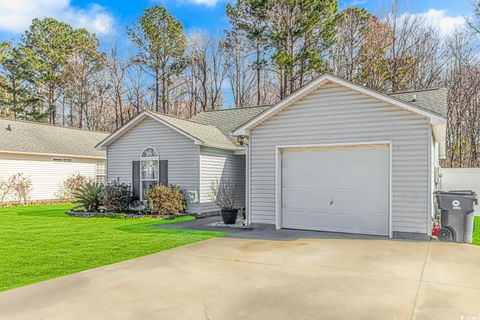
[
  {"x1": 256, "y1": 42, "x2": 261, "y2": 105},
  {"x1": 155, "y1": 67, "x2": 160, "y2": 112},
  {"x1": 49, "y1": 85, "x2": 56, "y2": 125},
  {"x1": 161, "y1": 65, "x2": 168, "y2": 113}
]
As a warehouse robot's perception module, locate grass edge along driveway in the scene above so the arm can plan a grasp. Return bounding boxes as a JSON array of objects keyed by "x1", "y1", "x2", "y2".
[
  {"x1": 473, "y1": 216, "x2": 480, "y2": 245},
  {"x1": 0, "y1": 203, "x2": 223, "y2": 292}
]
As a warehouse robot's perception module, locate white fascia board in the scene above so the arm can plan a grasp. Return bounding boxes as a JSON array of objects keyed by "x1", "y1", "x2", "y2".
[
  {"x1": 432, "y1": 122, "x2": 447, "y2": 160},
  {"x1": 233, "y1": 74, "x2": 446, "y2": 136}
]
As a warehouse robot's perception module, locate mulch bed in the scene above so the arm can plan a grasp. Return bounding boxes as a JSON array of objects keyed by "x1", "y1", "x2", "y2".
[
  {"x1": 65, "y1": 210, "x2": 190, "y2": 219},
  {"x1": 0, "y1": 199, "x2": 74, "y2": 208}
]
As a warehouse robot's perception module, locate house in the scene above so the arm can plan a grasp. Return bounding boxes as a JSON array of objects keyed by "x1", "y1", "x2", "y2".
[
  {"x1": 0, "y1": 119, "x2": 109, "y2": 201},
  {"x1": 97, "y1": 74, "x2": 447, "y2": 239}
]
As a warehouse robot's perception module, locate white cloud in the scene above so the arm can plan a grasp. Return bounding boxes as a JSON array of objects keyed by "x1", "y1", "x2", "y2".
[
  {"x1": 189, "y1": 0, "x2": 218, "y2": 6},
  {"x1": 401, "y1": 9, "x2": 465, "y2": 36},
  {"x1": 190, "y1": 0, "x2": 218, "y2": 7},
  {"x1": 0, "y1": 0, "x2": 115, "y2": 35}
]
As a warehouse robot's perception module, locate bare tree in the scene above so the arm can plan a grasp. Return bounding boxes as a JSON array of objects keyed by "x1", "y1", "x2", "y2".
[
  {"x1": 189, "y1": 31, "x2": 227, "y2": 111},
  {"x1": 224, "y1": 31, "x2": 257, "y2": 108},
  {"x1": 106, "y1": 45, "x2": 131, "y2": 129}
]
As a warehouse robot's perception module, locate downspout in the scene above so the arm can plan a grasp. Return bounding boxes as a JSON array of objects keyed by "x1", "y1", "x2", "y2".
[
  {"x1": 246, "y1": 134, "x2": 251, "y2": 225},
  {"x1": 427, "y1": 122, "x2": 433, "y2": 236}
]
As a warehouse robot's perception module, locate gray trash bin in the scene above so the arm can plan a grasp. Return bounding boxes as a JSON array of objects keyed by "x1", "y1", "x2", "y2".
[{"x1": 434, "y1": 190, "x2": 477, "y2": 243}]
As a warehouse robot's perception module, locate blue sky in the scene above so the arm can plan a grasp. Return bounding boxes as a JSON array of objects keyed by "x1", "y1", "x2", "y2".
[{"x1": 0, "y1": 0, "x2": 472, "y2": 43}]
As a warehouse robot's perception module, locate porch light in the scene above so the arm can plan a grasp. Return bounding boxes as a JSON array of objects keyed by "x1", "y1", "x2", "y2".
[{"x1": 237, "y1": 135, "x2": 249, "y2": 146}]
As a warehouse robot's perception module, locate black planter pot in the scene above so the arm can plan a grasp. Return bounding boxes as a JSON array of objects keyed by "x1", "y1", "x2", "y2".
[{"x1": 221, "y1": 209, "x2": 238, "y2": 224}]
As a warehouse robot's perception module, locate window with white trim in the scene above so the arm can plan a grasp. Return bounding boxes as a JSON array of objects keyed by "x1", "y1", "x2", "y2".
[
  {"x1": 140, "y1": 147, "x2": 159, "y2": 199},
  {"x1": 96, "y1": 162, "x2": 106, "y2": 184}
]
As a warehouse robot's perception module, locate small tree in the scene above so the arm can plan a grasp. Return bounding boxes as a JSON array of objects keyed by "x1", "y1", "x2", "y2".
[
  {"x1": 0, "y1": 175, "x2": 15, "y2": 201},
  {"x1": 10, "y1": 173, "x2": 32, "y2": 203},
  {"x1": 210, "y1": 179, "x2": 239, "y2": 210}
]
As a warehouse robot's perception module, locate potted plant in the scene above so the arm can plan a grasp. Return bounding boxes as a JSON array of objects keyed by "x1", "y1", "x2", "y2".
[{"x1": 210, "y1": 179, "x2": 240, "y2": 224}]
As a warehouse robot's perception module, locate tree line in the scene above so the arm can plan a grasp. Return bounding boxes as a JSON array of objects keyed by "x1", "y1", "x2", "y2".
[{"x1": 0, "y1": 0, "x2": 480, "y2": 167}]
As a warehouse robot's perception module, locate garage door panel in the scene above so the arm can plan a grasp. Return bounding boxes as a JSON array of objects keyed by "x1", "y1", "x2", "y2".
[
  {"x1": 281, "y1": 145, "x2": 389, "y2": 236},
  {"x1": 283, "y1": 210, "x2": 389, "y2": 235}
]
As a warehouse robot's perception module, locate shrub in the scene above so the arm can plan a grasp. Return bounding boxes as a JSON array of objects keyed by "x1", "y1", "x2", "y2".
[
  {"x1": 0, "y1": 176, "x2": 14, "y2": 202},
  {"x1": 210, "y1": 179, "x2": 239, "y2": 210},
  {"x1": 103, "y1": 180, "x2": 132, "y2": 213},
  {"x1": 74, "y1": 182, "x2": 104, "y2": 211},
  {"x1": 144, "y1": 184, "x2": 186, "y2": 215},
  {"x1": 11, "y1": 174, "x2": 32, "y2": 203},
  {"x1": 57, "y1": 173, "x2": 93, "y2": 199},
  {"x1": 0, "y1": 174, "x2": 33, "y2": 203}
]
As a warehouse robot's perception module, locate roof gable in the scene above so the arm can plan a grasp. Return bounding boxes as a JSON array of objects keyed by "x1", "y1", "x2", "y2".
[
  {"x1": 96, "y1": 111, "x2": 240, "y2": 150},
  {"x1": 233, "y1": 74, "x2": 446, "y2": 136}
]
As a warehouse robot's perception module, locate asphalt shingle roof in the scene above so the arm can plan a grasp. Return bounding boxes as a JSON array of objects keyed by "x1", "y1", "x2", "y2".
[
  {"x1": 191, "y1": 106, "x2": 270, "y2": 137},
  {"x1": 390, "y1": 88, "x2": 447, "y2": 117},
  {"x1": 0, "y1": 119, "x2": 108, "y2": 158},
  {"x1": 150, "y1": 112, "x2": 240, "y2": 150}
]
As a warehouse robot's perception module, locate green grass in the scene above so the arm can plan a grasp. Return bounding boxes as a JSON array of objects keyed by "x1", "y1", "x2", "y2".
[
  {"x1": 0, "y1": 204, "x2": 224, "y2": 292},
  {"x1": 473, "y1": 216, "x2": 480, "y2": 245}
]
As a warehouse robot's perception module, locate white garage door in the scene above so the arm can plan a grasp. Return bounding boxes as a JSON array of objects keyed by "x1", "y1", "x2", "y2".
[{"x1": 281, "y1": 144, "x2": 389, "y2": 236}]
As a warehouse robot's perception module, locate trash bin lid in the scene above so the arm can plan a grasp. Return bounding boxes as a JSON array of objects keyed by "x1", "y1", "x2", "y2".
[
  {"x1": 435, "y1": 190, "x2": 477, "y2": 196},
  {"x1": 435, "y1": 190, "x2": 478, "y2": 204}
]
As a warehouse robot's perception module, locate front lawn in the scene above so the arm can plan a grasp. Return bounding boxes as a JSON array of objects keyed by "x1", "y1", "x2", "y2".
[
  {"x1": 0, "y1": 204, "x2": 223, "y2": 292},
  {"x1": 474, "y1": 216, "x2": 480, "y2": 245}
]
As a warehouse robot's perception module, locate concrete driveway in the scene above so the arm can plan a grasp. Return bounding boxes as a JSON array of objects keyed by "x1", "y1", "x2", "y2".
[{"x1": 0, "y1": 237, "x2": 479, "y2": 320}]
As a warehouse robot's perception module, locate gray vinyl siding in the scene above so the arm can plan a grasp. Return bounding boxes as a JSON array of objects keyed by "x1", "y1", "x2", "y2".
[
  {"x1": 199, "y1": 146, "x2": 245, "y2": 213},
  {"x1": 249, "y1": 81, "x2": 431, "y2": 234},
  {"x1": 106, "y1": 117, "x2": 200, "y2": 213}
]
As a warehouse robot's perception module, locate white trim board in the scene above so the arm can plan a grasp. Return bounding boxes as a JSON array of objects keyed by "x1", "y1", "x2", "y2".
[
  {"x1": 274, "y1": 141, "x2": 393, "y2": 238},
  {"x1": 234, "y1": 73, "x2": 446, "y2": 136}
]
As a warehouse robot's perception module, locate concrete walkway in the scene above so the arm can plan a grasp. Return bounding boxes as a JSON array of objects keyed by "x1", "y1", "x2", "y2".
[{"x1": 0, "y1": 237, "x2": 479, "y2": 320}]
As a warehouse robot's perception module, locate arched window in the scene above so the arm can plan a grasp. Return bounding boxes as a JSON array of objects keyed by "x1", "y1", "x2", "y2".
[{"x1": 140, "y1": 147, "x2": 159, "y2": 199}]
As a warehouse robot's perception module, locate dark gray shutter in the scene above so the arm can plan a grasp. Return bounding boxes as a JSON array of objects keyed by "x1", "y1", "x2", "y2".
[
  {"x1": 132, "y1": 161, "x2": 140, "y2": 200},
  {"x1": 159, "y1": 160, "x2": 168, "y2": 184}
]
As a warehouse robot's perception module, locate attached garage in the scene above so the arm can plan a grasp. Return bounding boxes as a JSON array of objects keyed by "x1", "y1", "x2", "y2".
[
  {"x1": 280, "y1": 144, "x2": 390, "y2": 236},
  {"x1": 234, "y1": 73, "x2": 448, "y2": 239}
]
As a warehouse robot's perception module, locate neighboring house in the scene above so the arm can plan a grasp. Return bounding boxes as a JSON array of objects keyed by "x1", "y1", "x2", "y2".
[
  {"x1": 97, "y1": 73, "x2": 447, "y2": 239},
  {"x1": 0, "y1": 119, "x2": 109, "y2": 201}
]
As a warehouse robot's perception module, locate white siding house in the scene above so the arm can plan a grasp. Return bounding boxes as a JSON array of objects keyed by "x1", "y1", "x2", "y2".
[
  {"x1": 97, "y1": 112, "x2": 250, "y2": 215},
  {"x1": 100, "y1": 73, "x2": 447, "y2": 239},
  {"x1": 106, "y1": 116, "x2": 201, "y2": 214},
  {"x1": 0, "y1": 119, "x2": 108, "y2": 202}
]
